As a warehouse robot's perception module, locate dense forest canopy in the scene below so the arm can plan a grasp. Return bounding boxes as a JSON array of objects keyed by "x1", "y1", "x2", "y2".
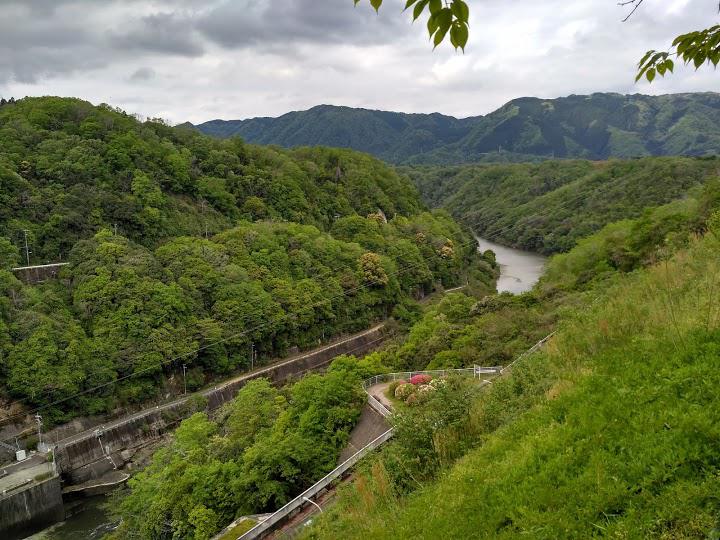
[
  {"x1": 113, "y1": 159, "x2": 720, "y2": 540},
  {"x1": 193, "y1": 93, "x2": 720, "y2": 165},
  {"x1": 407, "y1": 156, "x2": 720, "y2": 253},
  {"x1": 0, "y1": 97, "x2": 425, "y2": 263},
  {"x1": 0, "y1": 96, "x2": 494, "y2": 424}
]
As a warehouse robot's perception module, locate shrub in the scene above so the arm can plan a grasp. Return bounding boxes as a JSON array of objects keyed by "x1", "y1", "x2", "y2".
[
  {"x1": 410, "y1": 374, "x2": 432, "y2": 385},
  {"x1": 388, "y1": 380, "x2": 406, "y2": 396},
  {"x1": 405, "y1": 393, "x2": 419, "y2": 406},
  {"x1": 395, "y1": 383, "x2": 415, "y2": 400},
  {"x1": 429, "y1": 378, "x2": 448, "y2": 389}
]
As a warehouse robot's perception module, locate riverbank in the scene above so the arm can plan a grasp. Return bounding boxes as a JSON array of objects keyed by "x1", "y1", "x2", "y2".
[{"x1": 475, "y1": 235, "x2": 546, "y2": 294}]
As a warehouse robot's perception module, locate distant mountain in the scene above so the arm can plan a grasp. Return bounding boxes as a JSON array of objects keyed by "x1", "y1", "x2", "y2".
[
  {"x1": 195, "y1": 105, "x2": 478, "y2": 163},
  {"x1": 192, "y1": 93, "x2": 720, "y2": 164}
]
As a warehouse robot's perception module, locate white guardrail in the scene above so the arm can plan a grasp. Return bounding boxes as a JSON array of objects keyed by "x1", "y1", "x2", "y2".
[
  {"x1": 237, "y1": 428, "x2": 395, "y2": 539},
  {"x1": 234, "y1": 333, "x2": 555, "y2": 540}
]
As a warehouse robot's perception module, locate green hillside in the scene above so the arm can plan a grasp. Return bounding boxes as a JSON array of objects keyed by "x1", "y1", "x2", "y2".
[
  {"x1": 193, "y1": 93, "x2": 720, "y2": 164},
  {"x1": 303, "y1": 180, "x2": 720, "y2": 540},
  {"x1": 0, "y1": 97, "x2": 493, "y2": 423},
  {"x1": 194, "y1": 105, "x2": 475, "y2": 164},
  {"x1": 407, "y1": 156, "x2": 719, "y2": 253},
  {"x1": 0, "y1": 97, "x2": 425, "y2": 262}
]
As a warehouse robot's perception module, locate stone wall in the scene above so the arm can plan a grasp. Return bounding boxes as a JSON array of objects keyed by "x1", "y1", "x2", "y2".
[
  {"x1": 55, "y1": 325, "x2": 386, "y2": 483},
  {"x1": 12, "y1": 263, "x2": 69, "y2": 285}
]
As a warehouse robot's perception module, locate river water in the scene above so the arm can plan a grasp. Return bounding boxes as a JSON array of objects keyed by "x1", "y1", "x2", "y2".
[
  {"x1": 475, "y1": 235, "x2": 547, "y2": 294},
  {"x1": 27, "y1": 497, "x2": 118, "y2": 540}
]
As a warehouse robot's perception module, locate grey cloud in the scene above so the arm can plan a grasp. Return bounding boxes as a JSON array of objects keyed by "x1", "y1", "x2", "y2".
[
  {"x1": 195, "y1": 0, "x2": 409, "y2": 49},
  {"x1": 110, "y1": 12, "x2": 205, "y2": 57},
  {"x1": 129, "y1": 67, "x2": 156, "y2": 82},
  {"x1": 0, "y1": 0, "x2": 718, "y2": 126}
]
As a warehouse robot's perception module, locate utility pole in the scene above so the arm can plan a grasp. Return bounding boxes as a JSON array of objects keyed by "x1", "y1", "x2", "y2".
[
  {"x1": 22, "y1": 230, "x2": 31, "y2": 266},
  {"x1": 34, "y1": 414, "x2": 43, "y2": 450},
  {"x1": 182, "y1": 364, "x2": 187, "y2": 395}
]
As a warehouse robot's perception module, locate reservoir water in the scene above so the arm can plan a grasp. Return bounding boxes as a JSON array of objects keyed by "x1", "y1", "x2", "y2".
[{"x1": 476, "y1": 235, "x2": 547, "y2": 294}]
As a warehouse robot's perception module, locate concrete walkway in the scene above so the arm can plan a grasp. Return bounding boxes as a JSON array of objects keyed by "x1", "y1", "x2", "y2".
[
  {"x1": 0, "y1": 459, "x2": 54, "y2": 495},
  {"x1": 367, "y1": 382, "x2": 395, "y2": 411},
  {"x1": 337, "y1": 404, "x2": 389, "y2": 463}
]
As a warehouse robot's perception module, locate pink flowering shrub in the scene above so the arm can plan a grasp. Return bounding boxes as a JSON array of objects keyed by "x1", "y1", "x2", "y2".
[{"x1": 410, "y1": 374, "x2": 432, "y2": 385}]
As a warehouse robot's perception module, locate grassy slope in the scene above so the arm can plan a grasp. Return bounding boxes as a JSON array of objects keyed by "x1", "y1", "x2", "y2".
[{"x1": 306, "y1": 230, "x2": 720, "y2": 539}]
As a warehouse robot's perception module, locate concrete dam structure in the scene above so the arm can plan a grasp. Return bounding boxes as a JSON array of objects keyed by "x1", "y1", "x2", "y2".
[{"x1": 11, "y1": 263, "x2": 69, "y2": 285}]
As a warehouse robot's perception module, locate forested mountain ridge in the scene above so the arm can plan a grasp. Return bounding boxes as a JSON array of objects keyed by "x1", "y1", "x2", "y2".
[
  {"x1": 0, "y1": 97, "x2": 423, "y2": 263},
  {"x1": 192, "y1": 104, "x2": 476, "y2": 165},
  {"x1": 407, "y1": 156, "x2": 720, "y2": 254},
  {"x1": 0, "y1": 96, "x2": 494, "y2": 424},
  {"x1": 192, "y1": 92, "x2": 720, "y2": 164}
]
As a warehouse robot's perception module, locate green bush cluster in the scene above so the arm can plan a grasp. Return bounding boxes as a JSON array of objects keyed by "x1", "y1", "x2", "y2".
[{"x1": 109, "y1": 353, "x2": 380, "y2": 540}]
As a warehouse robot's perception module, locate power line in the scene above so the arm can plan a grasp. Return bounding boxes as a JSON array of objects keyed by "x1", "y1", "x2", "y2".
[
  {"x1": 0, "y1": 235, "x2": 478, "y2": 426},
  {"x1": 8, "y1": 333, "x2": 391, "y2": 450},
  {"x1": 2, "y1": 190, "x2": 586, "y2": 424}
]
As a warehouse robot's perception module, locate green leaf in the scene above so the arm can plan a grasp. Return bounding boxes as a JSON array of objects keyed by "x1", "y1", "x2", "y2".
[
  {"x1": 429, "y1": 0, "x2": 442, "y2": 14},
  {"x1": 451, "y1": 0, "x2": 469, "y2": 22},
  {"x1": 432, "y1": 9, "x2": 453, "y2": 48},
  {"x1": 404, "y1": 0, "x2": 419, "y2": 9},
  {"x1": 646, "y1": 67, "x2": 656, "y2": 82},
  {"x1": 413, "y1": 0, "x2": 428, "y2": 21},
  {"x1": 427, "y1": 13, "x2": 440, "y2": 35},
  {"x1": 434, "y1": 25, "x2": 450, "y2": 47},
  {"x1": 638, "y1": 50, "x2": 655, "y2": 68},
  {"x1": 450, "y1": 22, "x2": 469, "y2": 51},
  {"x1": 665, "y1": 58, "x2": 674, "y2": 72},
  {"x1": 370, "y1": 0, "x2": 383, "y2": 11}
]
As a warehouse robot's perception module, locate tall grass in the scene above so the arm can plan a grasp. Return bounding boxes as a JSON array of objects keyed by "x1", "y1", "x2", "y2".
[{"x1": 303, "y1": 229, "x2": 720, "y2": 539}]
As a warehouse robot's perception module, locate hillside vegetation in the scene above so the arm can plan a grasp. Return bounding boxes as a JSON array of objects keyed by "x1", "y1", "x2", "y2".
[
  {"x1": 193, "y1": 93, "x2": 720, "y2": 164},
  {"x1": 0, "y1": 97, "x2": 423, "y2": 262},
  {"x1": 109, "y1": 358, "x2": 375, "y2": 540},
  {"x1": 407, "y1": 156, "x2": 719, "y2": 253},
  {"x1": 303, "y1": 181, "x2": 720, "y2": 539},
  {"x1": 0, "y1": 97, "x2": 494, "y2": 424}
]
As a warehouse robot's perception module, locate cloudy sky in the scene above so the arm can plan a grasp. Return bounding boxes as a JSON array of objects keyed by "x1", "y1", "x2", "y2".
[{"x1": 0, "y1": 0, "x2": 717, "y2": 124}]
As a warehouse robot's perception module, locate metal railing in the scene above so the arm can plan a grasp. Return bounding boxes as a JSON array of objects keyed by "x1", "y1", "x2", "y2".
[
  {"x1": 237, "y1": 428, "x2": 394, "y2": 540},
  {"x1": 233, "y1": 332, "x2": 556, "y2": 540},
  {"x1": 362, "y1": 366, "x2": 503, "y2": 392}
]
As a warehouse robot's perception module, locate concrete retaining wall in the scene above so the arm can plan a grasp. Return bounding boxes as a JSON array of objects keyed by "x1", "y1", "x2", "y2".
[
  {"x1": 12, "y1": 263, "x2": 69, "y2": 285},
  {"x1": 0, "y1": 475, "x2": 64, "y2": 540},
  {"x1": 55, "y1": 325, "x2": 386, "y2": 483}
]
